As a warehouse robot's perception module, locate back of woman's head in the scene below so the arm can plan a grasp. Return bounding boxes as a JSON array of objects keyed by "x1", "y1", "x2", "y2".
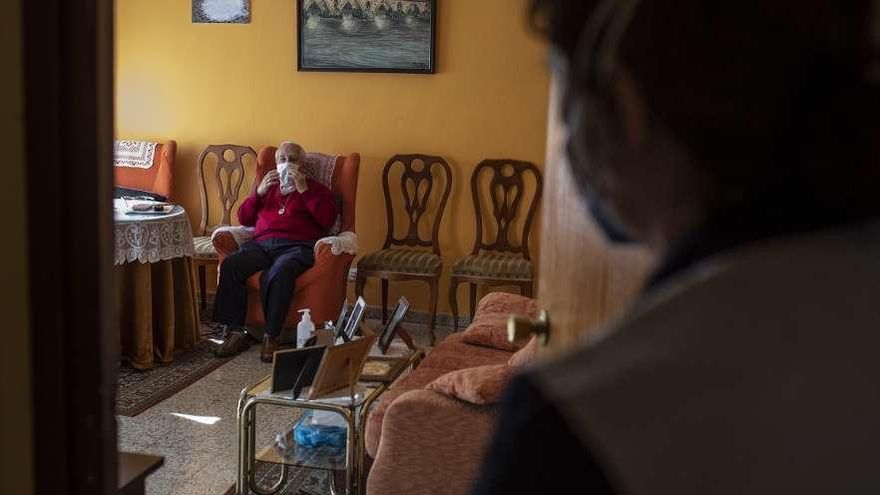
[{"x1": 532, "y1": 0, "x2": 880, "y2": 222}]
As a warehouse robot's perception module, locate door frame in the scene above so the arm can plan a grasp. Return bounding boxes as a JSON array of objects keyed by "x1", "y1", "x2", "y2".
[{"x1": 23, "y1": 0, "x2": 117, "y2": 493}]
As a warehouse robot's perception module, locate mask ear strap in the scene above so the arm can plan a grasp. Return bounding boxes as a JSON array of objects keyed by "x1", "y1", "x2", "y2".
[
  {"x1": 561, "y1": 0, "x2": 622, "y2": 157},
  {"x1": 571, "y1": 0, "x2": 642, "y2": 91},
  {"x1": 572, "y1": 0, "x2": 619, "y2": 88},
  {"x1": 562, "y1": 1, "x2": 645, "y2": 205},
  {"x1": 596, "y1": 0, "x2": 641, "y2": 86}
]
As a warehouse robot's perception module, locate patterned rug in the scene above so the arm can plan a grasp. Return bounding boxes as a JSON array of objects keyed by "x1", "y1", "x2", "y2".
[
  {"x1": 222, "y1": 463, "x2": 332, "y2": 495},
  {"x1": 116, "y1": 309, "x2": 230, "y2": 417}
]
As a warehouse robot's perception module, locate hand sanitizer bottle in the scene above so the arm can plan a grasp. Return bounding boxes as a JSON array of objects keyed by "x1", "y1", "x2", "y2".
[{"x1": 297, "y1": 309, "x2": 315, "y2": 348}]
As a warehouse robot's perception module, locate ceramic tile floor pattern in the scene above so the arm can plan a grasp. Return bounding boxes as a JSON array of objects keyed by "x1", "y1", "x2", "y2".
[{"x1": 118, "y1": 321, "x2": 452, "y2": 495}]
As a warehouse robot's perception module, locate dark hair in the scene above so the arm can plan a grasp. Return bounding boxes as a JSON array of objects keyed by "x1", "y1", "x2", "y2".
[{"x1": 531, "y1": 0, "x2": 880, "y2": 221}]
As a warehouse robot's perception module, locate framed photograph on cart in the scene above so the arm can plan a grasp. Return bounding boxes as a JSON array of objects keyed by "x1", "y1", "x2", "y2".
[
  {"x1": 308, "y1": 335, "x2": 376, "y2": 399},
  {"x1": 338, "y1": 296, "x2": 366, "y2": 342},
  {"x1": 378, "y1": 296, "x2": 410, "y2": 354}
]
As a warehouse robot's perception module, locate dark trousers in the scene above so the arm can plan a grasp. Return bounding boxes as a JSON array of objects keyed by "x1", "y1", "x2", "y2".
[{"x1": 212, "y1": 238, "x2": 315, "y2": 338}]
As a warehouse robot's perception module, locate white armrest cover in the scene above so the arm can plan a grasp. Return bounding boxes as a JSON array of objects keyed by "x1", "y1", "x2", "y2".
[
  {"x1": 211, "y1": 226, "x2": 255, "y2": 247},
  {"x1": 315, "y1": 231, "x2": 358, "y2": 255}
]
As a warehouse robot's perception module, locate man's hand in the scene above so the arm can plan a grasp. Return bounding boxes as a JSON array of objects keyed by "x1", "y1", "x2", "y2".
[
  {"x1": 257, "y1": 170, "x2": 279, "y2": 197},
  {"x1": 292, "y1": 166, "x2": 308, "y2": 193}
]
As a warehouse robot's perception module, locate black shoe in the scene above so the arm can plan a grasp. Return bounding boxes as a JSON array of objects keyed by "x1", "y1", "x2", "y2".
[{"x1": 214, "y1": 330, "x2": 255, "y2": 358}]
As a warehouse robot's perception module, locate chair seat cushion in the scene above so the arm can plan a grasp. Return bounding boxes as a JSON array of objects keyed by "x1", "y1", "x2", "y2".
[
  {"x1": 193, "y1": 236, "x2": 218, "y2": 259},
  {"x1": 451, "y1": 252, "x2": 532, "y2": 280},
  {"x1": 358, "y1": 248, "x2": 442, "y2": 275}
]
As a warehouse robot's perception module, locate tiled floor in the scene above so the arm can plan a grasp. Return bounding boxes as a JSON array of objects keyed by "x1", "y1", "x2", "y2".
[
  {"x1": 118, "y1": 345, "x2": 289, "y2": 495},
  {"x1": 118, "y1": 322, "x2": 452, "y2": 495}
]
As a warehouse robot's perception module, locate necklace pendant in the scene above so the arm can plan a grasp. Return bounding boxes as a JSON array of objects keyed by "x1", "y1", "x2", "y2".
[{"x1": 278, "y1": 208, "x2": 285, "y2": 215}]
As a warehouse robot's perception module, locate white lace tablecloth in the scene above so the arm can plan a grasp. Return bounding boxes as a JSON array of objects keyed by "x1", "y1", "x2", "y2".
[{"x1": 114, "y1": 200, "x2": 195, "y2": 265}]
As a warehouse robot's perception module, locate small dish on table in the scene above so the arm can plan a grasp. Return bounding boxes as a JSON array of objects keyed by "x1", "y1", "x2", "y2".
[{"x1": 120, "y1": 196, "x2": 173, "y2": 215}]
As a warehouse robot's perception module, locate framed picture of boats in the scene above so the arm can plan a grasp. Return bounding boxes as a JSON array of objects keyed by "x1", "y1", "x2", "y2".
[{"x1": 297, "y1": 0, "x2": 436, "y2": 73}]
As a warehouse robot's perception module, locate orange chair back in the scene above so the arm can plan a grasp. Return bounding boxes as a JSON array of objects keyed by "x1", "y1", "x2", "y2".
[
  {"x1": 114, "y1": 140, "x2": 176, "y2": 200},
  {"x1": 255, "y1": 147, "x2": 360, "y2": 234}
]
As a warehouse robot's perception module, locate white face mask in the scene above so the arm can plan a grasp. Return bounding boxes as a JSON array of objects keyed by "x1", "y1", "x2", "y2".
[
  {"x1": 276, "y1": 160, "x2": 297, "y2": 193},
  {"x1": 276, "y1": 161, "x2": 291, "y2": 182}
]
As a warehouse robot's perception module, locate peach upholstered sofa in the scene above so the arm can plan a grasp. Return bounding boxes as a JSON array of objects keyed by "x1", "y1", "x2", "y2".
[{"x1": 365, "y1": 292, "x2": 540, "y2": 495}]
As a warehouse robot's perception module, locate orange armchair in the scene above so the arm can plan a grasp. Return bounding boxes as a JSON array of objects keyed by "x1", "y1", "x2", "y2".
[
  {"x1": 212, "y1": 147, "x2": 360, "y2": 330},
  {"x1": 114, "y1": 140, "x2": 177, "y2": 200}
]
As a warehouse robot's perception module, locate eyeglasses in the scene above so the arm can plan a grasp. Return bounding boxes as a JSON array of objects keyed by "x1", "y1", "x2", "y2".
[
  {"x1": 556, "y1": 0, "x2": 643, "y2": 131},
  {"x1": 555, "y1": 0, "x2": 643, "y2": 195},
  {"x1": 571, "y1": 0, "x2": 642, "y2": 93}
]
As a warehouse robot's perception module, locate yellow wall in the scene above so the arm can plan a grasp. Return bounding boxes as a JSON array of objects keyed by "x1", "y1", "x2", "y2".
[
  {"x1": 115, "y1": 0, "x2": 550, "y2": 314},
  {"x1": 0, "y1": 0, "x2": 35, "y2": 493}
]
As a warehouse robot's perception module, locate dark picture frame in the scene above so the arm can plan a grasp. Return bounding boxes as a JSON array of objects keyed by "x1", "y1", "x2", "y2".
[
  {"x1": 297, "y1": 0, "x2": 437, "y2": 74},
  {"x1": 332, "y1": 299, "x2": 351, "y2": 340},
  {"x1": 339, "y1": 296, "x2": 367, "y2": 342},
  {"x1": 378, "y1": 296, "x2": 410, "y2": 354},
  {"x1": 270, "y1": 346, "x2": 327, "y2": 397}
]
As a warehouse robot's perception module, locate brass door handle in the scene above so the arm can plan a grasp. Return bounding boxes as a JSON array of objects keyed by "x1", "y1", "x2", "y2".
[{"x1": 507, "y1": 310, "x2": 550, "y2": 346}]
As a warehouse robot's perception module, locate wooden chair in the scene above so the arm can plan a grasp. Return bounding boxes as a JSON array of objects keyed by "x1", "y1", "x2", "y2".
[
  {"x1": 355, "y1": 154, "x2": 453, "y2": 345},
  {"x1": 192, "y1": 144, "x2": 257, "y2": 311},
  {"x1": 449, "y1": 159, "x2": 543, "y2": 331}
]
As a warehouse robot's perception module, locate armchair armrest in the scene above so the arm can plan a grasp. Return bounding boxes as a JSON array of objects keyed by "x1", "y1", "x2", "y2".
[
  {"x1": 212, "y1": 231, "x2": 239, "y2": 260},
  {"x1": 315, "y1": 231, "x2": 358, "y2": 257},
  {"x1": 214, "y1": 234, "x2": 353, "y2": 281},
  {"x1": 367, "y1": 389, "x2": 498, "y2": 495},
  {"x1": 214, "y1": 230, "x2": 356, "y2": 262},
  {"x1": 315, "y1": 240, "x2": 336, "y2": 264},
  {"x1": 302, "y1": 243, "x2": 354, "y2": 284},
  {"x1": 211, "y1": 226, "x2": 254, "y2": 259}
]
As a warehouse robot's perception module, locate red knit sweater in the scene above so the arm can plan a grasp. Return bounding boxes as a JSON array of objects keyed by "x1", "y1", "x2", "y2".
[{"x1": 237, "y1": 179, "x2": 338, "y2": 243}]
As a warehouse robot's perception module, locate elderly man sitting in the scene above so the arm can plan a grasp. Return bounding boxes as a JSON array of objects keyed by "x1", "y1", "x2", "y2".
[{"x1": 213, "y1": 142, "x2": 338, "y2": 362}]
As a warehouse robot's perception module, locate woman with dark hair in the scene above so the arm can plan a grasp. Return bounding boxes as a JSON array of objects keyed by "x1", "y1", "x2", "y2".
[{"x1": 473, "y1": 1, "x2": 880, "y2": 493}]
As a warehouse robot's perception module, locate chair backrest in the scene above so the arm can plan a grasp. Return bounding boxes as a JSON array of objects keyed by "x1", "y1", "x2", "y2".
[
  {"x1": 470, "y1": 159, "x2": 543, "y2": 260},
  {"x1": 382, "y1": 154, "x2": 453, "y2": 256},
  {"x1": 114, "y1": 140, "x2": 176, "y2": 200},
  {"x1": 197, "y1": 144, "x2": 257, "y2": 236},
  {"x1": 255, "y1": 147, "x2": 361, "y2": 234}
]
